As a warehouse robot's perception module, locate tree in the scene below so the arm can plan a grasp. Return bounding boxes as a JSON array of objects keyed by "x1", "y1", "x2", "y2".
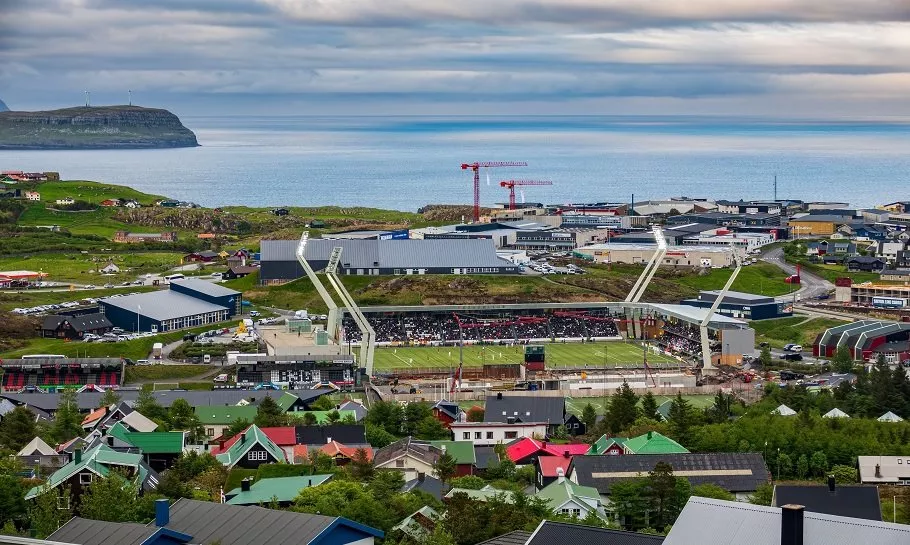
[
  {"x1": 749, "y1": 483, "x2": 773, "y2": 506},
  {"x1": 134, "y1": 388, "x2": 166, "y2": 422},
  {"x1": 309, "y1": 395, "x2": 336, "y2": 411},
  {"x1": 156, "y1": 470, "x2": 193, "y2": 500},
  {"x1": 778, "y1": 453, "x2": 793, "y2": 478},
  {"x1": 171, "y1": 451, "x2": 220, "y2": 481},
  {"x1": 641, "y1": 392, "x2": 659, "y2": 421},
  {"x1": 365, "y1": 424, "x2": 396, "y2": 448},
  {"x1": 809, "y1": 451, "x2": 828, "y2": 477},
  {"x1": 0, "y1": 406, "x2": 37, "y2": 451},
  {"x1": 309, "y1": 451, "x2": 335, "y2": 474},
  {"x1": 254, "y1": 396, "x2": 286, "y2": 428},
  {"x1": 404, "y1": 403, "x2": 433, "y2": 436},
  {"x1": 423, "y1": 524, "x2": 457, "y2": 545},
  {"x1": 581, "y1": 403, "x2": 598, "y2": 432},
  {"x1": 433, "y1": 451, "x2": 457, "y2": 484},
  {"x1": 194, "y1": 466, "x2": 228, "y2": 501},
  {"x1": 830, "y1": 464, "x2": 858, "y2": 484},
  {"x1": 832, "y1": 345, "x2": 855, "y2": 374},
  {"x1": 168, "y1": 399, "x2": 206, "y2": 443},
  {"x1": 605, "y1": 383, "x2": 640, "y2": 434},
  {"x1": 690, "y1": 483, "x2": 735, "y2": 501},
  {"x1": 225, "y1": 418, "x2": 251, "y2": 439},
  {"x1": 416, "y1": 417, "x2": 450, "y2": 440},
  {"x1": 30, "y1": 487, "x2": 71, "y2": 539},
  {"x1": 302, "y1": 412, "x2": 318, "y2": 427},
  {"x1": 349, "y1": 448, "x2": 374, "y2": 481},
  {"x1": 0, "y1": 475, "x2": 27, "y2": 527},
  {"x1": 709, "y1": 391, "x2": 735, "y2": 423},
  {"x1": 760, "y1": 345, "x2": 772, "y2": 368},
  {"x1": 99, "y1": 387, "x2": 121, "y2": 407},
  {"x1": 78, "y1": 471, "x2": 140, "y2": 521},
  {"x1": 610, "y1": 479, "x2": 651, "y2": 530},
  {"x1": 449, "y1": 476, "x2": 486, "y2": 490},
  {"x1": 647, "y1": 462, "x2": 682, "y2": 530},
  {"x1": 796, "y1": 454, "x2": 809, "y2": 480},
  {"x1": 466, "y1": 407, "x2": 485, "y2": 422},
  {"x1": 326, "y1": 410, "x2": 341, "y2": 424},
  {"x1": 52, "y1": 388, "x2": 83, "y2": 444},
  {"x1": 666, "y1": 393, "x2": 695, "y2": 446}
]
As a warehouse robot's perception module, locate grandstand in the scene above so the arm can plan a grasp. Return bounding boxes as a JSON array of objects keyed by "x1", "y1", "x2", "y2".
[
  {"x1": 233, "y1": 355, "x2": 359, "y2": 389},
  {"x1": 1, "y1": 358, "x2": 124, "y2": 393}
]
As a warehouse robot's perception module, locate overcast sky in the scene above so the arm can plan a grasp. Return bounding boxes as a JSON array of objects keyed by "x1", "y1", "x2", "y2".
[{"x1": 2, "y1": 0, "x2": 909, "y2": 117}]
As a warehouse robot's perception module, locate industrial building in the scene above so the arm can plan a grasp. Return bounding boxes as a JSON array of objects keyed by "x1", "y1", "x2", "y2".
[
  {"x1": 682, "y1": 290, "x2": 794, "y2": 320},
  {"x1": 813, "y1": 320, "x2": 910, "y2": 362},
  {"x1": 258, "y1": 238, "x2": 518, "y2": 284},
  {"x1": 98, "y1": 279, "x2": 241, "y2": 332},
  {"x1": 574, "y1": 243, "x2": 735, "y2": 268},
  {"x1": 838, "y1": 282, "x2": 910, "y2": 308}
]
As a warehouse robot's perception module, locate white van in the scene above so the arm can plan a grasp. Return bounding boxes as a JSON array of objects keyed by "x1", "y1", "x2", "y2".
[{"x1": 214, "y1": 373, "x2": 228, "y2": 383}]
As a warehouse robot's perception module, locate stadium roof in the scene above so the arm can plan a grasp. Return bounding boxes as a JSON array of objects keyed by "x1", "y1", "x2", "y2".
[
  {"x1": 649, "y1": 304, "x2": 748, "y2": 327},
  {"x1": 170, "y1": 278, "x2": 241, "y2": 297},
  {"x1": 99, "y1": 291, "x2": 228, "y2": 321}
]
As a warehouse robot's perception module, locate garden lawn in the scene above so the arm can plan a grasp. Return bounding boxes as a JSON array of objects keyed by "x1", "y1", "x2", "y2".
[
  {"x1": 0, "y1": 252, "x2": 184, "y2": 283},
  {"x1": 675, "y1": 262, "x2": 795, "y2": 297},
  {"x1": 124, "y1": 365, "x2": 213, "y2": 383},
  {"x1": 750, "y1": 317, "x2": 850, "y2": 350}
]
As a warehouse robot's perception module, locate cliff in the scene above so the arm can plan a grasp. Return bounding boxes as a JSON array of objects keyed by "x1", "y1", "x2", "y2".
[{"x1": 0, "y1": 105, "x2": 199, "y2": 150}]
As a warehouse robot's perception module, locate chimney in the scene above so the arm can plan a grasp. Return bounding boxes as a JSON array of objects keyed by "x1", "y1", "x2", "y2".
[
  {"x1": 154, "y1": 498, "x2": 169, "y2": 527},
  {"x1": 497, "y1": 392, "x2": 503, "y2": 400},
  {"x1": 107, "y1": 436, "x2": 115, "y2": 447},
  {"x1": 241, "y1": 477, "x2": 252, "y2": 492},
  {"x1": 647, "y1": 431, "x2": 653, "y2": 440},
  {"x1": 780, "y1": 504, "x2": 804, "y2": 545},
  {"x1": 828, "y1": 475, "x2": 836, "y2": 492},
  {"x1": 556, "y1": 467, "x2": 565, "y2": 483},
  {"x1": 563, "y1": 450, "x2": 570, "y2": 458},
  {"x1": 542, "y1": 440, "x2": 547, "y2": 449},
  {"x1": 218, "y1": 439, "x2": 225, "y2": 450},
  {"x1": 74, "y1": 449, "x2": 82, "y2": 464},
  {"x1": 441, "y1": 445, "x2": 447, "y2": 454},
  {"x1": 327, "y1": 437, "x2": 332, "y2": 444},
  {"x1": 507, "y1": 417, "x2": 516, "y2": 425},
  {"x1": 418, "y1": 472, "x2": 426, "y2": 482},
  {"x1": 241, "y1": 433, "x2": 246, "y2": 443},
  {"x1": 875, "y1": 464, "x2": 882, "y2": 478}
]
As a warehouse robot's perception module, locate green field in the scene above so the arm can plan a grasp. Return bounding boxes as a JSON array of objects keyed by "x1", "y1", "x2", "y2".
[
  {"x1": 0, "y1": 251, "x2": 184, "y2": 283},
  {"x1": 675, "y1": 262, "x2": 795, "y2": 297},
  {"x1": 564, "y1": 394, "x2": 716, "y2": 416},
  {"x1": 373, "y1": 341, "x2": 681, "y2": 370},
  {"x1": 0, "y1": 286, "x2": 158, "y2": 312},
  {"x1": 751, "y1": 316, "x2": 849, "y2": 350}
]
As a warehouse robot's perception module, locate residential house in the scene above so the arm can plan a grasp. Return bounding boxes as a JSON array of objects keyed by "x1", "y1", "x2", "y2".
[
  {"x1": 99, "y1": 262, "x2": 120, "y2": 274},
  {"x1": 431, "y1": 400, "x2": 463, "y2": 427},
  {"x1": 99, "y1": 199, "x2": 120, "y2": 207},
  {"x1": 662, "y1": 497, "x2": 908, "y2": 545},
  {"x1": 49, "y1": 498, "x2": 384, "y2": 545},
  {"x1": 223, "y1": 266, "x2": 258, "y2": 280},
  {"x1": 41, "y1": 313, "x2": 113, "y2": 340},
  {"x1": 214, "y1": 424, "x2": 287, "y2": 468},
  {"x1": 445, "y1": 486, "x2": 515, "y2": 503},
  {"x1": 113, "y1": 231, "x2": 178, "y2": 243},
  {"x1": 213, "y1": 425, "x2": 297, "y2": 460},
  {"x1": 474, "y1": 445, "x2": 501, "y2": 474},
  {"x1": 569, "y1": 453, "x2": 770, "y2": 502},
  {"x1": 877, "y1": 241, "x2": 907, "y2": 263},
  {"x1": 586, "y1": 431, "x2": 689, "y2": 456},
  {"x1": 81, "y1": 407, "x2": 108, "y2": 431},
  {"x1": 337, "y1": 399, "x2": 368, "y2": 422},
  {"x1": 881, "y1": 269, "x2": 910, "y2": 282},
  {"x1": 450, "y1": 422, "x2": 549, "y2": 447},
  {"x1": 484, "y1": 393, "x2": 565, "y2": 434},
  {"x1": 55, "y1": 197, "x2": 75, "y2": 206},
  {"x1": 295, "y1": 441, "x2": 373, "y2": 466},
  {"x1": 24, "y1": 443, "x2": 160, "y2": 504},
  {"x1": 225, "y1": 474, "x2": 332, "y2": 506},
  {"x1": 107, "y1": 422, "x2": 186, "y2": 471},
  {"x1": 845, "y1": 256, "x2": 886, "y2": 272},
  {"x1": 534, "y1": 470, "x2": 606, "y2": 520},
  {"x1": 275, "y1": 390, "x2": 333, "y2": 413},
  {"x1": 772, "y1": 479, "x2": 882, "y2": 521},
  {"x1": 272, "y1": 208, "x2": 290, "y2": 216},
  {"x1": 24, "y1": 191, "x2": 40, "y2": 201},
  {"x1": 505, "y1": 437, "x2": 589, "y2": 465},
  {"x1": 18, "y1": 437, "x2": 57, "y2": 457},
  {"x1": 525, "y1": 521, "x2": 663, "y2": 545},
  {"x1": 857, "y1": 456, "x2": 910, "y2": 485},
  {"x1": 425, "y1": 440, "x2": 475, "y2": 476},
  {"x1": 123, "y1": 200, "x2": 141, "y2": 208},
  {"x1": 841, "y1": 224, "x2": 888, "y2": 241},
  {"x1": 401, "y1": 473, "x2": 445, "y2": 500},
  {"x1": 896, "y1": 249, "x2": 910, "y2": 268},
  {"x1": 296, "y1": 423, "x2": 368, "y2": 448},
  {"x1": 392, "y1": 506, "x2": 439, "y2": 541},
  {"x1": 374, "y1": 436, "x2": 442, "y2": 480},
  {"x1": 535, "y1": 455, "x2": 573, "y2": 490},
  {"x1": 195, "y1": 405, "x2": 259, "y2": 440},
  {"x1": 563, "y1": 413, "x2": 586, "y2": 435},
  {"x1": 184, "y1": 250, "x2": 221, "y2": 263}
]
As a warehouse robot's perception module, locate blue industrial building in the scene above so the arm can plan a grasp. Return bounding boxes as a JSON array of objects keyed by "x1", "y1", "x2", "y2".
[
  {"x1": 98, "y1": 279, "x2": 242, "y2": 333},
  {"x1": 682, "y1": 290, "x2": 793, "y2": 321}
]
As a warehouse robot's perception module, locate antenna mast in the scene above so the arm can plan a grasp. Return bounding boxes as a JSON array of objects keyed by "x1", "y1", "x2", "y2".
[{"x1": 773, "y1": 174, "x2": 777, "y2": 202}]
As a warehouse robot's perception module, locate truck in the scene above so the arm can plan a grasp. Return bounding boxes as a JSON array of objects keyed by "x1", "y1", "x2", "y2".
[
  {"x1": 784, "y1": 264, "x2": 801, "y2": 285},
  {"x1": 152, "y1": 342, "x2": 163, "y2": 360}
]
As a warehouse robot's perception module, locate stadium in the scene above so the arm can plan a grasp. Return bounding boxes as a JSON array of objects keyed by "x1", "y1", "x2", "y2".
[{"x1": 1, "y1": 357, "x2": 124, "y2": 393}]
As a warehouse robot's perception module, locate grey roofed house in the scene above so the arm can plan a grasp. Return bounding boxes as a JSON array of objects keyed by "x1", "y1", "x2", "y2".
[
  {"x1": 169, "y1": 277, "x2": 240, "y2": 297},
  {"x1": 477, "y1": 531, "x2": 533, "y2": 545},
  {"x1": 0, "y1": 398, "x2": 16, "y2": 418},
  {"x1": 857, "y1": 455, "x2": 910, "y2": 484},
  {"x1": 484, "y1": 394, "x2": 564, "y2": 427},
  {"x1": 772, "y1": 482, "x2": 882, "y2": 521},
  {"x1": 1, "y1": 388, "x2": 332, "y2": 412},
  {"x1": 48, "y1": 518, "x2": 164, "y2": 545},
  {"x1": 474, "y1": 446, "x2": 501, "y2": 470},
  {"x1": 663, "y1": 497, "x2": 910, "y2": 545},
  {"x1": 569, "y1": 453, "x2": 769, "y2": 496},
  {"x1": 41, "y1": 313, "x2": 112, "y2": 333},
  {"x1": 338, "y1": 399, "x2": 368, "y2": 422},
  {"x1": 526, "y1": 520, "x2": 664, "y2": 545},
  {"x1": 98, "y1": 291, "x2": 228, "y2": 321},
  {"x1": 401, "y1": 473, "x2": 445, "y2": 500},
  {"x1": 296, "y1": 424, "x2": 367, "y2": 447},
  {"x1": 374, "y1": 436, "x2": 442, "y2": 467}
]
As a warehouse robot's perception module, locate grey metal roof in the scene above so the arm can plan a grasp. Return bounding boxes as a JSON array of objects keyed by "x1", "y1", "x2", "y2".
[
  {"x1": 698, "y1": 290, "x2": 776, "y2": 304},
  {"x1": 474, "y1": 445, "x2": 501, "y2": 470},
  {"x1": 663, "y1": 497, "x2": 910, "y2": 545},
  {"x1": 1, "y1": 388, "x2": 332, "y2": 412},
  {"x1": 374, "y1": 436, "x2": 441, "y2": 466},
  {"x1": 49, "y1": 518, "x2": 157, "y2": 545},
  {"x1": 477, "y1": 530, "x2": 533, "y2": 545},
  {"x1": 296, "y1": 424, "x2": 366, "y2": 446},
  {"x1": 99, "y1": 291, "x2": 227, "y2": 321},
  {"x1": 401, "y1": 474, "x2": 445, "y2": 500},
  {"x1": 41, "y1": 313, "x2": 112, "y2": 333},
  {"x1": 773, "y1": 485, "x2": 882, "y2": 521},
  {"x1": 528, "y1": 521, "x2": 663, "y2": 545},
  {"x1": 484, "y1": 395, "x2": 564, "y2": 425},
  {"x1": 570, "y1": 452, "x2": 769, "y2": 494},
  {"x1": 262, "y1": 238, "x2": 512, "y2": 269},
  {"x1": 170, "y1": 278, "x2": 241, "y2": 297}
]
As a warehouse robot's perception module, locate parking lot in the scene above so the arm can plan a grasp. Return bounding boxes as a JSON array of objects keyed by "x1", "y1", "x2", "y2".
[{"x1": 522, "y1": 250, "x2": 587, "y2": 276}]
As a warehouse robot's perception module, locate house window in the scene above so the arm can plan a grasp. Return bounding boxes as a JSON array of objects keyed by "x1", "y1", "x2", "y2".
[
  {"x1": 396, "y1": 460, "x2": 405, "y2": 468},
  {"x1": 207, "y1": 428, "x2": 215, "y2": 437},
  {"x1": 475, "y1": 432, "x2": 482, "y2": 439},
  {"x1": 463, "y1": 432, "x2": 471, "y2": 440},
  {"x1": 248, "y1": 450, "x2": 268, "y2": 461},
  {"x1": 486, "y1": 432, "x2": 494, "y2": 439},
  {"x1": 57, "y1": 495, "x2": 70, "y2": 510},
  {"x1": 504, "y1": 431, "x2": 518, "y2": 439},
  {"x1": 561, "y1": 508, "x2": 581, "y2": 517},
  {"x1": 79, "y1": 473, "x2": 93, "y2": 485}
]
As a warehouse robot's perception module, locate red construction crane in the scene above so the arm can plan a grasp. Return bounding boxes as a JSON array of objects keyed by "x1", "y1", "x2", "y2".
[
  {"x1": 460, "y1": 161, "x2": 527, "y2": 222},
  {"x1": 499, "y1": 180, "x2": 553, "y2": 210}
]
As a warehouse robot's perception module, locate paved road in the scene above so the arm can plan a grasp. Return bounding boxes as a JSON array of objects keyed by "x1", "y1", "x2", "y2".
[{"x1": 761, "y1": 246, "x2": 834, "y2": 301}]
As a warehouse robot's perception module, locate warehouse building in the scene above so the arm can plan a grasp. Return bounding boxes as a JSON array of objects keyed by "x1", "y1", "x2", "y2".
[
  {"x1": 682, "y1": 290, "x2": 793, "y2": 320},
  {"x1": 814, "y1": 320, "x2": 910, "y2": 362},
  {"x1": 98, "y1": 279, "x2": 241, "y2": 333},
  {"x1": 259, "y1": 238, "x2": 518, "y2": 284},
  {"x1": 574, "y1": 243, "x2": 735, "y2": 268},
  {"x1": 839, "y1": 282, "x2": 910, "y2": 308}
]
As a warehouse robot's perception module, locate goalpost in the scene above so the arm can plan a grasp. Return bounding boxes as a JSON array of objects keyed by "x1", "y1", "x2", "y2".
[{"x1": 152, "y1": 382, "x2": 180, "y2": 391}]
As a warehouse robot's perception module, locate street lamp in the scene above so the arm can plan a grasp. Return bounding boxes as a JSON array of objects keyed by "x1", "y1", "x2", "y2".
[{"x1": 777, "y1": 447, "x2": 781, "y2": 481}]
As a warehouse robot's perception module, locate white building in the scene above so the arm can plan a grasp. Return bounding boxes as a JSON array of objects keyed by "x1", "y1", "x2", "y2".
[
  {"x1": 55, "y1": 197, "x2": 75, "y2": 206},
  {"x1": 575, "y1": 243, "x2": 735, "y2": 268},
  {"x1": 24, "y1": 191, "x2": 40, "y2": 201},
  {"x1": 682, "y1": 232, "x2": 774, "y2": 252},
  {"x1": 449, "y1": 421, "x2": 548, "y2": 446}
]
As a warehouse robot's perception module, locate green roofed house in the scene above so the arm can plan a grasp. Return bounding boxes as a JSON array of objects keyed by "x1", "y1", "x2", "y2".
[
  {"x1": 107, "y1": 421, "x2": 186, "y2": 471},
  {"x1": 587, "y1": 431, "x2": 688, "y2": 456},
  {"x1": 215, "y1": 424, "x2": 288, "y2": 469},
  {"x1": 225, "y1": 474, "x2": 333, "y2": 506},
  {"x1": 586, "y1": 435, "x2": 628, "y2": 456},
  {"x1": 535, "y1": 472, "x2": 606, "y2": 520},
  {"x1": 444, "y1": 485, "x2": 516, "y2": 504},
  {"x1": 292, "y1": 410, "x2": 357, "y2": 424},
  {"x1": 195, "y1": 405, "x2": 259, "y2": 440},
  {"x1": 25, "y1": 442, "x2": 160, "y2": 504},
  {"x1": 426, "y1": 440, "x2": 476, "y2": 476},
  {"x1": 392, "y1": 506, "x2": 439, "y2": 541}
]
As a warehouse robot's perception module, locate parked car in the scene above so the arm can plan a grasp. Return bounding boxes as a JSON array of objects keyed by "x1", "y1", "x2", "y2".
[
  {"x1": 783, "y1": 344, "x2": 803, "y2": 352},
  {"x1": 782, "y1": 353, "x2": 803, "y2": 362}
]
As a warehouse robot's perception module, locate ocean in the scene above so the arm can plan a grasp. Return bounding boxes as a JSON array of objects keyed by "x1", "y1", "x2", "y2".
[{"x1": 1, "y1": 116, "x2": 908, "y2": 210}]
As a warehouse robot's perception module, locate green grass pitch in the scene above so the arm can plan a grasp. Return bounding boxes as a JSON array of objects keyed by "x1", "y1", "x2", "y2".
[{"x1": 373, "y1": 341, "x2": 681, "y2": 371}]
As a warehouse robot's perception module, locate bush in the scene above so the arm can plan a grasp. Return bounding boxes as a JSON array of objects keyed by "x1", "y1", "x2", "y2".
[
  {"x1": 449, "y1": 476, "x2": 486, "y2": 490},
  {"x1": 257, "y1": 464, "x2": 312, "y2": 480}
]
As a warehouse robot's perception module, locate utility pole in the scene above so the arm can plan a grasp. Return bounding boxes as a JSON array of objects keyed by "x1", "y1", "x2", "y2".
[
  {"x1": 128, "y1": 90, "x2": 132, "y2": 106},
  {"x1": 773, "y1": 174, "x2": 777, "y2": 202}
]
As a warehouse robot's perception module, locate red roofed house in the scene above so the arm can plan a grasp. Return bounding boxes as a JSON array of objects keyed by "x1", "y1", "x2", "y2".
[
  {"x1": 534, "y1": 455, "x2": 573, "y2": 491},
  {"x1": 431, "y1": 400, "x2": 463, "y2": 428},
  {"x1": 292, "y1": 442, "x2": 372, "y2": 466},
  {"x1": 505, "y1": 437, "x2": 590, "y2": 466},
  {"x1": 100, "y1": 199, "x2": 120, "y2": 207},
  {"x1": 212, "y1": 426, "x2": 297, "y2": 460},
  {"x1": 81, "y1": 407, "x2": 108, "y2": 431}
]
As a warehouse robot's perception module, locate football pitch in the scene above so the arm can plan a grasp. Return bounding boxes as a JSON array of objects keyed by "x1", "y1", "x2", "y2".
[
  {"x1": 373, "y1": 341, "x2": 681, "y2": 371},
  {"x1": 564, "y1": 394, "x2": 716, "y2": 416}
]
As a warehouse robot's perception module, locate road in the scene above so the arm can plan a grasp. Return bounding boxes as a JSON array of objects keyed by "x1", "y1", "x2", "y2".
[{"x1": 761, "y1": 246, "x2": 834, "y2": 301}]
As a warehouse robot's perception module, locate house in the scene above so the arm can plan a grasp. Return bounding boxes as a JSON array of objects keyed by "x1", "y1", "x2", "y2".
[
  {"x1": 401, "y1": 473, "x2": 445, "y2": 500},
  {"x1": 772, "y1": 479, "x2": 882, "y2": 521},
  {"x1": 392, "y1": 505, "x2": 439, "y2": 541},
  {"x1": 99, "y1": 262, "x2": 120, "y2": 274},
  {"x1": 484, "y1": 393, "x2": 565, "y2": 434},
  {"x1": 24, "y1": 191, "x2": 40, "y2": 201},
  {"x1": 107, "y1": 422, "x2": 186, "y2": 471},
  {"x1": 563, "y1": 414, "x2": 586, "y2": 435},
  {"x1": 49, "y1": 498, "x2": 384, "y2": 545},
  {"x1": 450, "y1": 422, "x2": 549, "y2": 447},
  {"x1": 295, "y1": 441, "x2": 373, "y2": 466},
  {"x1": 822, "y1": 408, "x2": 850, "y2": 419},
  {"x1": 857, "y1": 456, "x2": 910, "y2": 485},
  {"x1": 586, "y1": 431, "x2": 689, "y2": 456},
  {"x1": 569, "y1": 453, "x2": 770, "y2": 502},
  {"x1": 535, "y1": 455, "x2": 573, "y2": 490},
  {"x1": 877, "y1": 241, "x2": 908, "y2": 263},
  {"x1": 214, "y1": 424, "x2": 288, "y2": 468},
  {"x1": 373, "y1": 436, "x2": 442, "y2": 480},
  {"x1": 337, "y1": 399, "x2": 368, "y2": 422},
  {"x1": 845, "y1": 256, "x2": 886, "y2": 272},
  {"x1": 296, "y1": 423, "x2": 368, "y2": 448},
  {"x1": 41, "y1": 313, "x2": 113, "y2": 340},
  {"x1": 18, "y1": 436, "x2": 57, "y2": 456},
  {"x1": 272, "y1": 208, "x2": 290, "y2": 216},
  {"x1": 197, "y1": 233, "x2": 216, "y2": 240},
  {"x1": 24, "y1": 443, "x2": 159, "y2": 504},
  {"x1": 663, "y1": 497, "x2": 908, "y2": 545},
  {"x1": 223, "y1": 265, "x2": 258, "y2": 280},
  {"x1": 99, "y1": 199, "x2": 120, "y2": 207},
  {"x1": 213, "y1": 425, "x2": 297, "y2": 460},
  {"x1": 534, "y1": 470, "x2": 606, "y2": 520},
  {"x1": 225, "y1": 474, "x2": 332, "y2": 506},
  {"x1": 81, "y1": 407, "x2": 108, "y2": 431},
  {"x1": 113, "y1": 231, "x2": 178, "y2": 243},
  {"x1": 184, "y1": 250, "x2": 221, "y2": 263},
  {"x1": 431, "y1": 400, "x2": 463, "y2": 427},
  {"x1": 123, "y1": 200, "x2": 141, "y2": 208},
  {"x1": 425, "y1": 440, "x2": 476, "y2": 476},
  {"x1": 880, "y1": 269, "x2": 910, "y2": 282},
  {"x1": 505, "y1": 437, "x2": 589, "y2": 465},
  {"x1": 525, "y1": 521, "x2": 663, "y2": 545},
  {"x1": 195, "y1": 405, "x2": 259, "y2": 440},
  {"x1": 445, "y1": 486, "x2": 516, "y2": 503},
  {"x1": 474, "y1": 445, "x2": 501, "y2": 474},
  {"x1": 55, "y1": 197, "x2": 75, "y2": 206}
]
